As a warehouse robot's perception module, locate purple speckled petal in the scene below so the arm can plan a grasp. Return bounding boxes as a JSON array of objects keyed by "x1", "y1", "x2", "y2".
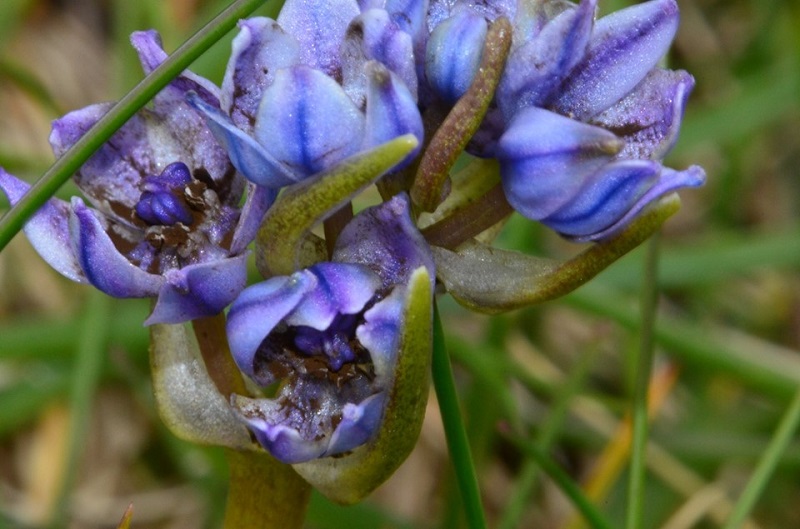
[
  {"x1": 362, "y1": 62, "x2": 423, "y2": 163},
  {"x1": 230, "y1": 183, "x2": 276, "y2": 256},
  {"x1": 562, "y1": 163, "x2": 706, "y2": 242},
  {"x1": 226, "y1": 272, "x2": 316, "y2": 376},
  {"x1": 334, "y1": 193, "x2": 435, "y2": 290},
  {"x1": 50, "y1": 103, "x2": 141, "y2": 219},
  {"x1": 496, "y1": 107, "x2": 623, "y2": 219},
  {"x1": 221, "y1": 18, "x2": 301, "y2": 133},
  {"x1": 235, "y1": 396, "x2": 328, "y2": 463},
  {"x1": 498, "y1": 0, "x2": 595, "y2": 120},
  {"x1": 69, "y1": 198, "x2": 163, "y2": 298},
  {"x1": 187, "y1": 93, "x2": 300, "y2": 188},
  {"x1": 286, "y1": 263, "x2": 381, "y2": 330},
  {"x1": 591, "y1": 68, "x2": 695, "y2": 160},
  {"x1": 0, "y1": 169, "x2": 87, "y2": 283},
  {"x1": 341, "y1": 9, "x2": 418, "y2": 107},
  {"x1": 554, "y1": 0, "x2": 680, "y2": 120},
  {"x1": 384, "y1": 0, "x2": 430, "y2": 48},
  {"x1": 425, "y1": 7, "x2": 487, "y2": 104},
  {"x1": 254, "y1": 66, "x2": 365, "y2": 178},
  {"x1": 145, "y1": 253, "x2": 249, "y2": 325},
  {"x1": 325, "y1": 393, "x2": 386, "y2": 455},
  {"x1": 276, "y1": 0, "x2": 360, "y2": 77}
]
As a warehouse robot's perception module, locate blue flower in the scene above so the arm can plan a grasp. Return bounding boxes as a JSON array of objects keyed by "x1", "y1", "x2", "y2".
[
  {"x1": 188, "y1": 0, "x2": 424, "y2": 190},
  {"x1": 0, "y1": 31, "x2": 272, "y2": 324},
  {"x1": 423, "y1": 0, "x2": 705, "y2": 241},
  {"x1": 225, "y1": 194, "x2": 434, "y2": 464}
]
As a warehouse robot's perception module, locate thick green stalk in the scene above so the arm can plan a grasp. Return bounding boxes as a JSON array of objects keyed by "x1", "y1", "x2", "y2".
[
  {"x1": 224, "y1": 450, "x2": 311, "y2": 529},
  {"x1": 625, "y1": 233, "x2": 661, "y2": 529},
  {"x1": 432, "y1": 304, "x2": 488, "y2": 529},
  {"x1": 0, "y1": 0, "x2": 270, "y2": 251}
]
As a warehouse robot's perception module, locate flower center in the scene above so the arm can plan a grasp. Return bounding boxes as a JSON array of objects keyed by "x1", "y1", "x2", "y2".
[{"x1": 134, "y1": 162, "x2": 197, "y2": 227}]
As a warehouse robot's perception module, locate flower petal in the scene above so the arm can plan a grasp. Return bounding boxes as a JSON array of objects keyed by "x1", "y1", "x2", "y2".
[
  {"x1": 425, "y1": 7, "x2": 487, "y2": 104},
  {"x1": 564, "y1": 163, "x2": 706, "y2": 242},
  {"x1": 254, "y1": 65, "x2": 365, "y2": 178},
  {"x1": 187, "y1": 92, "x2": 300, "y2": 188},
  {"x1": 325, "y1": 393, "x2": 386, "y2": 455},
  {"x1": 229, "y1": 183, "x2": 276, "y2": 256},
  {"x1": 226, "y1": 272, "x2": 316, "y2": 377},
  {"x1": 0, "y1": 169, "x2": 87, "y2": 283},
  {"x1": 341, "y1": 9, "x2": 418, "y2": 107},
  {"x1": 554, "y1": 0, "x2": 680, "y2": 120},
  {"x1": 276, "y1": 0, "x2": 361, "y2": 77},
  {"x1": 498, "y1": 0, "x2": 595, "y2": 120},
  {"x1": 591, "y1": 68, "x2": 695, "y2": 160},
  {"x1": 496, "y1": 107, "x2": 623, "y2": 219},
  {"x1": 221, "y1": 18, "x2": 301, "y2": 133},
  {"x1": 145, "y1": 253, "x2": 249, "y2": 325},
  {"x1": 69, "y1": 198, "x2": 163, "y2": 298},
  {"x1": 333, "y1": 193, "x2": 435, "y2": 290},
  {"x1": 286, "y1": 263, "x2": 381, "y2": 330},
  {"x1": 362, "y1": 62, "x2": 424, "y2": 163}
]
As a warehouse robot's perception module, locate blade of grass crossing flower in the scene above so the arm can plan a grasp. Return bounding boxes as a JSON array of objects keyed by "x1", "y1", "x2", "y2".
[
  {"x1": 432, "y1": 303, "x2": 488, "y2": 529},
  {"x1": 721, "y1": 387, "x2": 800, "y2": 529},
  {"x1": 0, "y1": 0, "x2": 272, "y2": 252},
  {"x1": 626, "y1": 233, "x2": 661, "y2": 529}
]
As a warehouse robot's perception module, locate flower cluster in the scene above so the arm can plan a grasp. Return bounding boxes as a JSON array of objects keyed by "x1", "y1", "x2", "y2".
[{"x1": 1, "y1": 0, "x2": 705, "y2": 503}]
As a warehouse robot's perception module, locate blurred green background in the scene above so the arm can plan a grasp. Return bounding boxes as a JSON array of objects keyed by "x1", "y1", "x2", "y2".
[{"x1": 1, "y1": 0, "x2": 799, "y2": 527}]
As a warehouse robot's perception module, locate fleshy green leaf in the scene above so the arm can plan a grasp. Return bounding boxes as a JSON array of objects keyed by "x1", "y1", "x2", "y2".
[{"x1": 433, "y1": 194, "x2": 681, "y2": 312}]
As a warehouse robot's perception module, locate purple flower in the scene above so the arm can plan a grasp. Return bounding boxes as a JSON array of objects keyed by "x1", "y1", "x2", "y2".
[
  {"x1": 188, "y1": 0, "x2": 424, "y2": 190},
  {"x1": 423, "y1": 0, "x2": 705, "y2": 241},
  {"x1": 0, "y1": 31, "x2": 272, "y2": 325},
  {"x1": 225, "y1": 194, "x2": 434, "y2": 463}
]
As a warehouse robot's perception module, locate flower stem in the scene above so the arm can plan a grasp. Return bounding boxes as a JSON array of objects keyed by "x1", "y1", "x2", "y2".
[
  {"x1": 721, "y1": 387, "x2": 800, "y2": 529},
  {"x1": 224, "y1": 449, "x2": 312, "y2": 529},
  {"x1": 432, "y1": 303, "x2": 488, "y2": 529},
  {"x1": 625, "y1": 232, "x2": 661, "y2": 529},
  {"x1": 0, "y1": 0, "x2": 269, "y2": 252}
]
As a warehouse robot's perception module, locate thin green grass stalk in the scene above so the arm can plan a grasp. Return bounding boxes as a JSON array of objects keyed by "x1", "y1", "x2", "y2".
[
  {"x1": 0, "y1": 0, "x2": 271, "y2": 252},
  {"x1": 504, "y1": 435, "x2": 616, "y2": 529},
  {"x1": 722, "y1": 387, "x2": 800, "y2": 529},
  {"x1": 432, "y1": 303, "x2": 488, "y2": 529},
  {"x1": 49, "y1": 291, "x2": 111, "y2": 527},
  {"x1": 499, "y1": 347, "x2": 598, "y2": 529},
  {"x1": 625, "y1": 233, "x2": 661, "y2": 529}
]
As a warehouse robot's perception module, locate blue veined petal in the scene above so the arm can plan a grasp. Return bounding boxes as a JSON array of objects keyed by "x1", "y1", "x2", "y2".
[
  {"x1": 546, "y1": 161, "x2": 706, "y2": 241},
  {"x1": 226, "y1": 272, "x2": 315, "y2": 377},
  {"x1": 145, "y1": 253, "x2": 249, "y2": 325},
  {"x1": 496, "y1": 107, "x2": 623, "y2": 219},
  {"x1": 229, "y1": 183, "x2": 276, "y2": 256},
  {"x1": 362, "y1": 62, "x2": 424, "y2": 164},
  {"x1": 498, "y1": 0, "x2": 595, "y2": 120},
  {"x1": 221, "y1": 17, "x2": 301, "y2": 133},
  {"x1": 341, "y1": 9, "x2": 418, "y2": 106},
  {"x1": 0, "y1": 169, "x2": 87, "y2": 283},
  {"x1": 425, "y1": 7, "x2": 487, "y2": 104},
  {"x1": 384, "y1": 0, "x2": 430, "y2": 47},
  {"x1": 554, "y1": 0, "x2": 680, "y2": 120},
  {"x1": 286, "y1": 263, "x2": 382, "y2": 330},
  {"x1": 254, "y1": 66, "x2": 366, "y2": 178},
  {"x1": 276, "y1": 0, "x2": 361, "y2": 77},
  {"x1": 187, "y1": 92, "x2": 300, "y2": 188},
  {"x1": 591, "y1": 68, "x2": 695, "y2": 160},
  {"x1": 69, "y1": 198, "x2": 163, "y2": 298}
]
